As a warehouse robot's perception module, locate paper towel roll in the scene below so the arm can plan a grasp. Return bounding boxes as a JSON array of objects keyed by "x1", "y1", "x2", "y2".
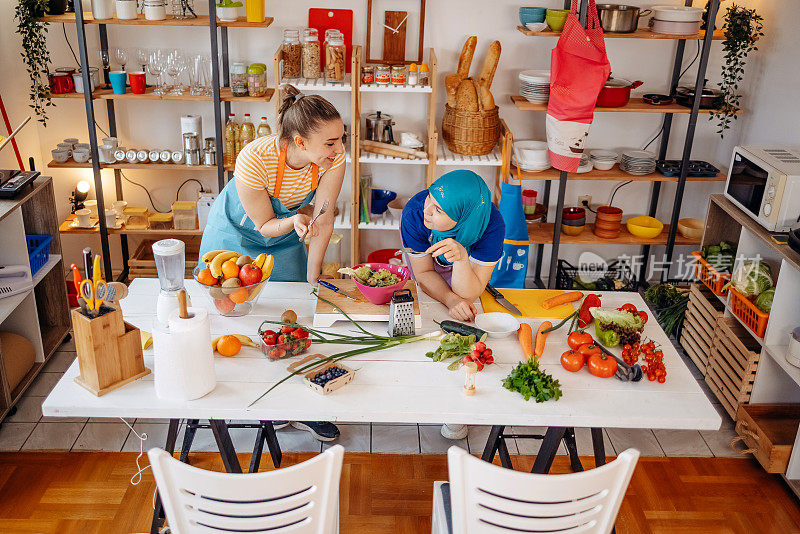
[
  {"x1": 180, "y1": 115, "x2": 203, "y2": 143},
  {"x1": 153, "y1": 307, "x2": 216, "y2": 401}
]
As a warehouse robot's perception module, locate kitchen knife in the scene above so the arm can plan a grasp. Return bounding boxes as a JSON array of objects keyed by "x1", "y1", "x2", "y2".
[
  {"x1": 317, "y1": 279, "x2": 363, "y2": 302},
  {"x1": 485, "y1": 284, "x2": 523, "y2": 316}
]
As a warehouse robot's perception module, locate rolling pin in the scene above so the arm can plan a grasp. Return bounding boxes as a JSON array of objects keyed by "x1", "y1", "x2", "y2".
[
  {"x1": 360, "y1": 145, "x2": 416, "y2": 160},
  {"x1": 360, "y1": 140, "x2": 427, "y2": 159}
]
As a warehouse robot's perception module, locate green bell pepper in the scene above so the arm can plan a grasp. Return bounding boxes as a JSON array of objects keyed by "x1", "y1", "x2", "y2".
[{"x1": 595, "y1": 322, "x2": 620, "y2": 348}]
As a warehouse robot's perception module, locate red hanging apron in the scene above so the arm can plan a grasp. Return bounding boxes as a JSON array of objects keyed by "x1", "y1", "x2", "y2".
[{"x1": 546, "y1": 0, "x2": 610, "y2": 172}]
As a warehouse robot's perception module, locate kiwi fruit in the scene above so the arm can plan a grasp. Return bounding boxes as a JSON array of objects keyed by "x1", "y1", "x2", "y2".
[
  {"x1": 236, "y1": 255, "x2": 253, "y2": 267},
  {"x1": 221, "y1": 277, "x2": 242, "y2": 294},
  {"x1": 281, "y1": 310, "x2": 298, "y2": 324},
  {"x1": 209, "y1": 287, "x2": 226, "y2": 300}
]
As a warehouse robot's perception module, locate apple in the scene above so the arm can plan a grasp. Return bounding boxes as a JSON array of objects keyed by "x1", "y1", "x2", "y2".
[{"x1": 239, "y1": 263, "x2": 263, "y2": 286}]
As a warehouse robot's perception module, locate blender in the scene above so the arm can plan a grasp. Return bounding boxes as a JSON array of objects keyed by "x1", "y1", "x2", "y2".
[{"x1": 152, "y1": 239, "x2": 191, "y2": 325}]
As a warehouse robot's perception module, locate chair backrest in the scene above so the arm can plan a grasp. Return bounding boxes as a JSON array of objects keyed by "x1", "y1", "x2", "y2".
[
  {"x1": 447, "y1": 446, "x2": 639, "y2": 534},
  {"x1": 147, "y1": 444, "x2": 344, "y2": 534}
]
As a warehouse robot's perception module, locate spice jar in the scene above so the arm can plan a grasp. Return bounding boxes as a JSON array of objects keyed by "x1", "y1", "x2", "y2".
[
  {"x1": 419, "y1": 64, "x2": 429, "y2": 86},
  {"x1": 324, "y1": 35, "x2": 346, "y2": 83},
  {"x1": 230, "y1": 62, "x2": 248, "y2": 97},
  {"x1": 408, "y1": 63, "x2": 418, "y2": 85},
  {"x1": 375, "y1": 65, "x2": 390, "y2": 85},
  {"x1": 247, "y1": 63, "x2": 267, "y2": 97},
  {"x1": 282, "y1": 29, "x2": 301, "y2": 79},
  {"x1": 302, "y1": 28, "x2": 321, "y2": 79},
  {"x1": 391, "y1": 65, "x2": 407, "y2": 85},
  {"x1": 361, "y1": 65, "x2": 375, "y2": 84},
  {"x1": 522, "y1": 190, "x2": 538, "y2": 215}
]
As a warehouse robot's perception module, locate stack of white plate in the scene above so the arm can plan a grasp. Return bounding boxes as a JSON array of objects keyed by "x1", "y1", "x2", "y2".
[
  {"x1": 577, "y1": 153, "x2": 593, "y2": 173},
  {"x1": 512, "y1": 140, "x2": 551, "y2": 172},
  {"x1": 589, "y1": 150, "x2": 618, "y2": 170},
  {"x1": 519, "y1": 70, "x2": 551, "y2": 105},
  {"x1": 621, "y1": 150, "x2": 656, "y2": 175}
]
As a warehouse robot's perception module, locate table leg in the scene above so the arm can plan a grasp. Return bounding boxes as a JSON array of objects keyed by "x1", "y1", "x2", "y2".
[
  {"x1": 563, "y1": 428, "x2": 584, "y2": 472},
  {"x1": 250, "y1": 425, "x2": 266, "y2": 473},
  {"x1": 531, "y1": 427, "x2": 566, "y2": 474},
  {"x1": 179, "y1": 419, "x2": 199, "y2": 463},
  {"x1": 263, "y1": 421, "x2": 282, "y2": 468},
  {"x1": 497, "y1": 434, "x2": 513, "y2": 469},
  {"x1": 481, "y1": 425, "x2": 505, "y2": 463},
  {"x1": 209, "y1": 419, "x2": 242, "y2": 473},
  {"x1": 151, "y1": 418, "x2": 180, "y2": 534},
  {"x1": 591, "y1": 427, "x2": 606, "y2": 466}
]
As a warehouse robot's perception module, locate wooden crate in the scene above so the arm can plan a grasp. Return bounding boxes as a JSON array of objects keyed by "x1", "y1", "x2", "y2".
[
  {"x1": 129, "y1": 238, "x2": 201, "y2": 279},
  {"x1": 705, "y1": 317, "x2": 761, "y2": 421},
  {"x1": 735, "y1": 404, "x2": 800, "y2": 473},
  {"x1": 680, "y1": 283, "x2": 725, "y2": 375}
]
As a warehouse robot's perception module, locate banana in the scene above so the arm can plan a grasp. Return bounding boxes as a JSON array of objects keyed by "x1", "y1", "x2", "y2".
[
  {"x1": 202, "y1": 249, "x2": 233, "y2": 264},
  {"x1": 254, "y1": 253, "x2": 267, "y2": 269},
  {"x1": 212, "y1": 336, "x2": 220, "y2": 352},
  {"x1": 231, "y1": 334, "x2": 257, "y2": 348},
  {"x1": 261, "y1": 254, "x2": 275, "y2": 281},
  {"x1": 210, "y1": 251, "x2": 239, "y2": 278}
]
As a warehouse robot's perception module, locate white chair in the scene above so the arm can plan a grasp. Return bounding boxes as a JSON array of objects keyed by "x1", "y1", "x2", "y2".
[
  {"x1": 147, "y1": 444, "x2": 344, "y2": 534},
  {"x1": 432, "y1": 446, "x2": 639, "y2": 534}
]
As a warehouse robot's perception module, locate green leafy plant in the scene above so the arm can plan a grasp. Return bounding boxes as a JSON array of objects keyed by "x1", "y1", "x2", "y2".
[
  {"x1": 502, "y1": 359, "x2": 562, "y2": 402},
  {"x1": 15, "y1": 0, "x2": 52, "y2": 126},
  {"x1": 711, "y1": 3, "x2": 764, "y2": 136}
]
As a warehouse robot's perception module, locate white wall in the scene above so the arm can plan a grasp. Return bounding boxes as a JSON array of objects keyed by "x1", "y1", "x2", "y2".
[{"x1": 1, "y1": 0, "x2": 787, "y2": 283}]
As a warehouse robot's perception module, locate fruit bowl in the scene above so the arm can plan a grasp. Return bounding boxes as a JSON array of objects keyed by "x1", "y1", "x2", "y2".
[
  {"x1": 626, "y1": 216, "x2": 664, "y2": 239},
  {"x1": 193, "y1": 265, "x2": 270, "y2": 317},
  {"x1": 351, "y1": 263, "x2": 411, "y2": 305}
]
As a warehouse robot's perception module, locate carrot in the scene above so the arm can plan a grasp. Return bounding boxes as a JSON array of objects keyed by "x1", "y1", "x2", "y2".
[
  {"x1": 518, "y1": 323, "x2": 534, "y2": 360},
  {"x1": 533, "y1": 321, "x2": 552, "y2": 360},
  {"x1": 541, "y1": 291, "x2": 584, "y2": 310}
]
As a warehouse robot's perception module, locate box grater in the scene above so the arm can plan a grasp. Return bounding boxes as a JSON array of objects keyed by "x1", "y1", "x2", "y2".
[{"x1": 388, "y1": 289, "x2": 415, "y2": 337}]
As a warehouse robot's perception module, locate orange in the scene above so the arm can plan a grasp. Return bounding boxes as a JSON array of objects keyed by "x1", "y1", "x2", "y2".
[
  {"x1": 214, "y1": 297, "x2": 235, "y2": 314},
  {"x1": 221, "y1": 260, "x2": 239, "y2": 279},
  {"x1": 229, "y1": 286, "x2": 249, "y2": 304},
  {"x1": 197, "y1": 267, "x2": 218, "y2": 286},
  {"x1": 216, "y1": 335, "x2": 241, "y2": 357}
]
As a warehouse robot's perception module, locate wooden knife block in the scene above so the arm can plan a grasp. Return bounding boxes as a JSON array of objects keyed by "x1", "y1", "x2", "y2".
[{"x1": 71, "y1": 307, "x2": 150, "y2": 396}]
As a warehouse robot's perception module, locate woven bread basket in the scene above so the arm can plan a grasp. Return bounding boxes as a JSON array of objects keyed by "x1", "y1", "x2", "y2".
[{"x1": 442, "y1": 80, "x2": 501, "y2": 156}]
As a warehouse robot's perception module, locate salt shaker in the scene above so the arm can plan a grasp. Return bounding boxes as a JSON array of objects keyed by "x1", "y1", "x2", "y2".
[{"x1": 388, "y1": 289, "x2": 415, "y2": 337}]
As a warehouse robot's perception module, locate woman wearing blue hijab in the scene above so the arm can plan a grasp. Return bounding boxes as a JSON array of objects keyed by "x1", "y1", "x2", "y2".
[{"x1": 400, "y1": 170, "x2": 505, "y2": 322}]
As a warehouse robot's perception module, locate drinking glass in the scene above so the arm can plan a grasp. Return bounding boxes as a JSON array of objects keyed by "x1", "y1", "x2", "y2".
[
  {"x1": 113, "y1": 47, "x2": 129, "y2": 71},
  {"x1": 99, "y1": 49, "x2": 110, "y2": 72},
  {"x1": 166, "y1": 50, "x2": 185, "y2": 95},
  {"x1": 136, "y1": 47, "x2": 149, "y2": 73},
  {"x1": 204, "y1": 56, "x2": 214, "y2": 96},
  {"x1": 148, "y1": 49, "x2": 167, "y2": 95}
]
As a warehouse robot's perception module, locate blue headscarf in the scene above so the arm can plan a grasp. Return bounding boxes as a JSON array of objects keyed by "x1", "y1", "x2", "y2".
[{"x1": 428, "y1": 170, "x2": 492, "y2": 265}]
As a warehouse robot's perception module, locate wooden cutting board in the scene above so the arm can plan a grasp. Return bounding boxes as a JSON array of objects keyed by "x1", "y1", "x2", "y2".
[
  {"x1": 479, "y1": 289, "x2": 577, "y2": 319},
  {"x1": 313, "y1": 279, "x2": 422, "y2": 328}
]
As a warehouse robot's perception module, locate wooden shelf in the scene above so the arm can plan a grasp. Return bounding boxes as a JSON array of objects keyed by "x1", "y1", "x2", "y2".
[
  {"x1": 48, "y1": 160, "x2": 224, "y2": 172},
  {"x1": 512, "y1": 164, "x2": 727, "y2": 182},
  {"x1": 527, "y1": 222, "x2": 700, "y2": 245},
  {"x1": 39, "y1": 13, "x2": 274, "y2": 28},
  {"x1": 49, "y1": 85, "x2": 273, "y2": 102},
  {"x1": 59, "y1": 214, "x2": 203, "y2": 237},
  {"x1": 517, "y1": 25, "x2": 724, "y2": 40},
  {"x1": 511, "y1": 95, "x2": 721, "y2": 114}
]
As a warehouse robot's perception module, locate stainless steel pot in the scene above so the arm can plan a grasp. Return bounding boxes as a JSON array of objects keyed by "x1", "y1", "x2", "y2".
[
  {"x1": 596, "y1": 4, "x2": 652, "y2": 33},
  {"x1": 365, "y1": 111, "x2": 395, "y2": 144}
]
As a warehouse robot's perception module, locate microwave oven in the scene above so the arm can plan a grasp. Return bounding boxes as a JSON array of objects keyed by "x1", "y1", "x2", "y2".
[{"x1": 724, "y1": 146, "x2": 800, "y2": 233}]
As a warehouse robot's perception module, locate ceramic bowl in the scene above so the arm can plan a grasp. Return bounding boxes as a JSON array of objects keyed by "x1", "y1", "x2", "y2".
[
  {"x1": 562, "y1": 207, "x2": 586, "y2": 221},
  {"x1": 371, "y1": 189, "x2": 397, "y2": 215},
  {"x1": 594, "y1": 227, "x2": 620, "y2": 239},
  {"x1": 351, "y1": 263, "x2": 411, "y2": 305},
  {"x1": 595, "y1": 206, "x2": 623, "y2": 222},
  {"x1": 520, "y1": 6, "x2": 547, "y2": 25},
  {"x1": 592, "y1": 160, "x2": 616, "y2": 171},
  {"x1": 678, "y1": 217, "x2": 704, "y2": 240},
  {"x1": 546, "y1": 8, "x2": 570, "y2": 31},
  {"x1": 51, "y1": 149, "x2": 70, "y2": 163},
  {"x1": 72, "y1": 149, "x2": 91, "y2": 163},
  {"x1": 561, "y1": 223, "x2": 585, "y2": 236},
  {"x1": 475, "y1": 312, "x2": 521, "y2": 338},
  {"x1": 387, "y1": 197, "x2": 407, "y2": 220},
  {"x1": 626, "y1": 216, "x2": 664, "y2": 238},
  {"x1": 561, "y1": 217, "x2": 586, "y2": 227}
]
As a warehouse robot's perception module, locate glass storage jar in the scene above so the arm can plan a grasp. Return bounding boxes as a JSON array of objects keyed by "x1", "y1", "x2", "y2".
[
  {"x1": 375, "y1": 65, "x2": 390, "y2": 85},
  {"x1": 302, "y1": 28, "x2": 321, "y2": 79},
  {"x1": 247, "y1": 64, "x2": 267, "y2": 97},
  {"x1": 391, "y1": 65, "x2": 407, "y2": 85},
  {"x1": 282, "y1": 29, "x2": 301, "y2": 79},
  {"x1": 324, "y1": 36, "x2": 346, "y2": 83},
  {"x1": 361, "y1": 65, "x2": 375, "y2": 84},
  {"x1": 230, "y1": 62, "x2": 248, "y2": 97}
]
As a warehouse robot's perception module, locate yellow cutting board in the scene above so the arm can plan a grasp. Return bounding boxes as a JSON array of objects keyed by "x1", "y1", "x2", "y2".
[{"x1": 480, "y1": 289, "x2": 577, "y2": 319}]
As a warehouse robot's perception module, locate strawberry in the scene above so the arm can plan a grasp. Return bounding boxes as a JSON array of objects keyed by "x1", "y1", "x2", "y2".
[
  {"x1": 277, "y1": 334, "x2": 286, "y2": 344},
  {"x1": 294, "y1": 328, "x2": 309, "y2": 339},
  {"x1": 262, "y1": 329, "x2": 277, "y2": 337},
  {"x1": 262, "y1": 335, "x2": 277, "y2": 345},
  {"x1": 280, "y1": 326, "x2": 295, "y2": 334},
  {"x1": 303, "y1": 339, "x2": 312, "y2": 349}
]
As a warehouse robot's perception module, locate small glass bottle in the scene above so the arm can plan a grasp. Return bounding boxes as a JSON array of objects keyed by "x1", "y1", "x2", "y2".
[
  {"x1": 419, "y1": 63, "x2": 429, "y2": 86},
  {"x1": 257, "y1": 116, "x2": 272, "y2": 138},
  {"x1": 391, "y1": 65, "x2": 407, "y2": 85},
  {"x1": 408, "y1": 63, "x2": 418, "y2": 85},
  {"x1": 230, "y1": 62, "x2": 248, "y2": 97},
  {"x1": 375, "y1": 65, "x2": 390, "y2": 85},
  {"x1": 325, "y1": 35, "x2": 346, "y2": 83},
  {"x1": 239, "y1": 113, "x2": 255, "y2": 153},
  {"x1": 302, "y1": 28, "x2": 321, "y2": 79},
  {"x1": 282, "y1": 29, "x2": 301, "y2": 79},
  {"x1": 361, "y1": 65, "x2": 375, "y2": 84}
]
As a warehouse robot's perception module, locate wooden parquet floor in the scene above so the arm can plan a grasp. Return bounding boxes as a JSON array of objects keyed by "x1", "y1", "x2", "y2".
[{"x1": 0, "y1": 452, "x2": 798, "y2": 533}]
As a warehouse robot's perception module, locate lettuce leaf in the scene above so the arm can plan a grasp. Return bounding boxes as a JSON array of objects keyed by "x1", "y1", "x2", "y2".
[{"x1": 589, "y1": 307, "x2": 644, "y2": 330}]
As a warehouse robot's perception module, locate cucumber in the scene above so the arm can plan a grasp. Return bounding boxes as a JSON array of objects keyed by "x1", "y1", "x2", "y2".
[{"x1": 438, "y1": 320, "x2": 487, "y2": 338}]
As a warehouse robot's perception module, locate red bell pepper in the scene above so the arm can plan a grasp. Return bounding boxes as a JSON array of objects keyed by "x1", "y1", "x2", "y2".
[{"x1": 578, "y1": 293, "x2": 602, "y2": 328}]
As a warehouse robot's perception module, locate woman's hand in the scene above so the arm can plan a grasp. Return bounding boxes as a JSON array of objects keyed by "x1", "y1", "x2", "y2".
[
  {"x1": 292, "y1": 213, "x2": 319, "y2": 238},
  {"x1": 445, "y1": 293, "x2": 478, "y2": 322},
  {"x1": 426, "y1": 238, "x2": 468, "y2": 264}
]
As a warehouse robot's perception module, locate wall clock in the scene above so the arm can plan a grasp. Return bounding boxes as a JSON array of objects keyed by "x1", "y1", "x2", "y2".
[{"x1": 366, "y1": 0, "x2": 426, "y2": 65}]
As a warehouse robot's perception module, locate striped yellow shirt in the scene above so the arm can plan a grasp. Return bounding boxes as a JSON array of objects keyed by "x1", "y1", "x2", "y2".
[{"x1": 234, "y1": 135, "x2": 346, "y2": 209}]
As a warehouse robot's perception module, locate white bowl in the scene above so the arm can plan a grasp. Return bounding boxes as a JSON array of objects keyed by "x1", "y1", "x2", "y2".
[
  {"x1": 525, "y1": 22, "x2": 549, "y2": 32},
  {"x1": 387, "y1": 197, "x2": 407, "y2": 220},
  {"x1": 651, "y1": 5, "x2": 703, "y2": 22},
  {"x1": 52, "y1": 149, "x2": 70, "y2": 163},
  {"x1": 475, "y1": 312, "x2": 520, "y2": 338},
  {"x1": 592, "y1": 160, "x2": 615, "y2": 171}
]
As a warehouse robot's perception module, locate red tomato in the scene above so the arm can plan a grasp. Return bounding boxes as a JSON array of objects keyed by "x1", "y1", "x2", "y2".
[
  {"x1": 567, "y1": 330, "x2": 593, "y2": 350},
  {"x1": 587, "y1": 353, "x2": 618, "y2": 378},
  {"x1": 560, "y1": 349, "x2": 585, "y2": 373},
  {"x1": 638, "y1": 310, "x2": 648, "y2": 324},
  {"x1": 619, "y1": 303, "x2": 637, "y2": 313},
  {"x1": 577, "y1": 343, "x2": 602, "y2": 360}
]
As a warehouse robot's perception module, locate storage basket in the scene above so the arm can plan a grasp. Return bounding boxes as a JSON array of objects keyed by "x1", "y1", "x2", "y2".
[
  {"x1": 26, "y1": 234, "x2": 52, "y2": 276},
  {"x1": 728, "y1": 287, "x2": 769, "y2": 338},
  {"x1": 556, "y1": 259, "x2": 636, "y2": 291},
  {"x1": 691, "y1": 250, "x2": 731, "y2": 296},
  {"x1": 441, "y1": 100, "x2": 501, "y2": 156}
]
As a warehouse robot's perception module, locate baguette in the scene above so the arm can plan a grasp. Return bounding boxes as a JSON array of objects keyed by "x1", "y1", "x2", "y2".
[
  {"x1": 479, "y1": 81, "x2": 495, "y2": 110},
  {"x1": 455, "y1": 78, "x2": 479, "y2": 112},
  {"x1": 457, "y1": 36, "x2": 477, "y2": 78},
  {"x1": 445, "y1": 73, "x2": 464, "y2": 107},
  {"x1": 478, "y1": 40, "x2": 501, "y2": 90}
]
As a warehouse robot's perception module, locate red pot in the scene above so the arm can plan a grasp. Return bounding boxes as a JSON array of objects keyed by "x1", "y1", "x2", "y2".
[{"x1": 596, "y1": 78, "x2": 643, "y2": 108}]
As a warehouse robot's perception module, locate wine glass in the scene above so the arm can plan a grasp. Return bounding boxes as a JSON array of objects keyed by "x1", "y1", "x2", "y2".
[
  {"x1": 136, "y1": 48, "x2": 149, "y2": 73},
  {"x1": 148, "y1": 49, "x2": 167, "y2": 95},
  {"x1": 166, "y1": 50, "x2": 185, "y2": 95},
  {"x1": 113, "y1": 47, "x2": 129, "y2": 71}
]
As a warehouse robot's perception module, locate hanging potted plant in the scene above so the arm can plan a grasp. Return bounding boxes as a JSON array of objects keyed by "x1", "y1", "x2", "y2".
[
  {"x1": 15, "y1": 0, "x2": 53, "y2": 126},
  {"x1": 711, "y1": 3, "x2": 764, "y2": 137}
]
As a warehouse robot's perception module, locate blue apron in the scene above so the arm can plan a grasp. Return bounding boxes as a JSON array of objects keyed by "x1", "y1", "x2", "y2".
[
  {"x1": 490, "y1": 181, "x2": 529, "y2": 288},
  {"x1": 199, "y1": 148, "x2": 319, "y2": 282}
]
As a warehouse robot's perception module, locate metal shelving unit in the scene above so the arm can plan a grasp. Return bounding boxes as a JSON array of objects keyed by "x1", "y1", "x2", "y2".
[
  {"x1": 41, "y1": 2, "x2": 274, "y2": 281},
  {"x1": 519, "y1": 0, "x2": 724, "y2": 289}
]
